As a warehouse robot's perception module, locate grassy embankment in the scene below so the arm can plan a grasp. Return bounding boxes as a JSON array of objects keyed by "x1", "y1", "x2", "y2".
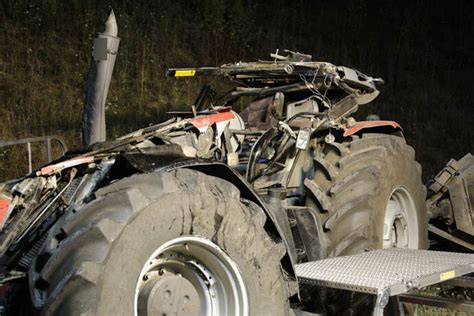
[{"x1": 1, "y1": 1, "x2": 472, "y2": 182}]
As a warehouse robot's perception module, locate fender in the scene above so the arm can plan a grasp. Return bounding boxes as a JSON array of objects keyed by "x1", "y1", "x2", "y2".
[
  {"x1": 342, "y1": 120, "x2": 402, "y2": 137},
  {"x1": 107, "y1": 153, "x2": 298, "y2": 283},
  {"x1": 159, "y1": 159, "x2": 298, "y2": 281}
]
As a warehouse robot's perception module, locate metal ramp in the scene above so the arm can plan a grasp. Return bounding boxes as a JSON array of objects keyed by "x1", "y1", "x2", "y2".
[{"x1": 295, "y1": 248, "x2": 474, "y2": 315}]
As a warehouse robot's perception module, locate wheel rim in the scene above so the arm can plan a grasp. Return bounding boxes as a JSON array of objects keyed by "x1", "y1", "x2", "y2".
[
  {"x1": 383, "y1": 187, "x2": 419, "y2": 249},
  {"x1": 134, "y1": 236, "x2": 249, "y2": 316}
]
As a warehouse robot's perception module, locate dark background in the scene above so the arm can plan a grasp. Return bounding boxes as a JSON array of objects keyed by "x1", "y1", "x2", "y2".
[{"x1": 0, "y1": 0, "x2": 473, "y2": 180}]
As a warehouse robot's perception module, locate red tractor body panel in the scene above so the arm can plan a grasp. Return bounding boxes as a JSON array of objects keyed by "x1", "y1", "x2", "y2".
[{"x1": 343, "y1": 120, "x2": 401, "y2": 137}]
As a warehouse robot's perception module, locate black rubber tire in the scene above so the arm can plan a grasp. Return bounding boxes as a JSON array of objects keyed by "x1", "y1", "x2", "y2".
[
  {"x1": 302, "y1": 133, "x2": 428, "y2": 314},
  {"x1": 29, "y1": 169, "x2": 292, "y2": 315}
]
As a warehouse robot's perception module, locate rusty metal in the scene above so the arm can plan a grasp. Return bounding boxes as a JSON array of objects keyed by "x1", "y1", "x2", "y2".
[{"x1": 398, "y1": 293, "x2": 474, "y2": 313}]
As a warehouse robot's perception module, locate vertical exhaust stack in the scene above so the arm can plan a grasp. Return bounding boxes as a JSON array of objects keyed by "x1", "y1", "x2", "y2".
[{"x1": 81, "y1": 9, "x2": 120, "y2": 146}]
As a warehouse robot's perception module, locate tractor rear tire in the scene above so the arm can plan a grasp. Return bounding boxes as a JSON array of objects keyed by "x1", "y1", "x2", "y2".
[
  {"x1": 303, "y1": 133, "x2": 428, "y2": 314},
  {"x1": 29, "y1": 169, "x2": 292, "y2": 316}
]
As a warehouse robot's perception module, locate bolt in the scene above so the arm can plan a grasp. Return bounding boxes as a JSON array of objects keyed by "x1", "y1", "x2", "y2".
[
  {"x1": 346, "y1": 117, "x2": 356, "y2": 128},
  {"x1": 284, "y1": 64, "x2": 294, "y2": 74},
  {"x1": 325, "y1": 133, "x2": 335, "y2": 144},
  {"x1": 183, "y1": 295, "x2": 190, "y2": 303}
]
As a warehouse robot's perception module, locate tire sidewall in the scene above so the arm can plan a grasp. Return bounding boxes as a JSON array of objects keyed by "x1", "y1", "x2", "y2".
[{"x1": 96, "y1": 188, "x2": 288, "y2": 315}]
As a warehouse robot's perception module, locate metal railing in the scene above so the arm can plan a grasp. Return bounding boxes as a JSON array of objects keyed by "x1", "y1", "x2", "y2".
[{"x1": 0, "y1": 136, "x2": 68, "y2": 173}]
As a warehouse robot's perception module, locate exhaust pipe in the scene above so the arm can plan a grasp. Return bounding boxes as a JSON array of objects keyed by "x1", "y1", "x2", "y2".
[{"x1": 81, "y1": 9, "x2": 120, "y2": 146}]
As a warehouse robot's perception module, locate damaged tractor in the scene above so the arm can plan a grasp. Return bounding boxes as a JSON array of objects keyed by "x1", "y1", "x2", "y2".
[{"x1": 0, "y1": 10, "x2": 473, "y2": 316}]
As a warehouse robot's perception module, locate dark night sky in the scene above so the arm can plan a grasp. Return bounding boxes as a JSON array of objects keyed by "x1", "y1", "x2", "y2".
[{"x1": 0, "y1": 0, "x2": 473, "y2": 178}]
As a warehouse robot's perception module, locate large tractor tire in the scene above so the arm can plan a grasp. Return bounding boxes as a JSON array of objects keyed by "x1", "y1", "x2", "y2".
[
  {"x1": 29, "y1": 169, "x2": 292, "y2": 315},
  {"x1": 303, "y1": 133, "x2": 428, "y2": 313}
]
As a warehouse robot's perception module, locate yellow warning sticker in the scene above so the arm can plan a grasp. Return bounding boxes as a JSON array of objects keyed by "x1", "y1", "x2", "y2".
[
  {"x1": 175, "y1": 70, "x2": 196, "y2": 77},
  {"x1": 440, "y1": 270, "x2": 455, "y2": 281}
]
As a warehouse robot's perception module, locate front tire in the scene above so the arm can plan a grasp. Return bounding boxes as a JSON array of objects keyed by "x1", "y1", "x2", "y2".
[{"x1": 30, "y1": 169, "x2": 292, "y2": 315}]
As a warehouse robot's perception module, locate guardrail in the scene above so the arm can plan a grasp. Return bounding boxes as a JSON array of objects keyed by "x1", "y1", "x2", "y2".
[{"x1": 0, "y1": 136, "x2": 68, "y2": 174}]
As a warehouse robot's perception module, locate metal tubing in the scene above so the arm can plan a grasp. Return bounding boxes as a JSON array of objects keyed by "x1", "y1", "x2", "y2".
[
  {"x1": 442, "y1": 276, "x2": 474, "y2": 288},
  {"x1": 398, "y1": 293, "x2": 474, "y2": 313},
  {"x1": 27, "y1": 142, "x2": 32, "y2": 174},
  {"x1": 428, "y1": 224, "x2": 474, "y2": 251},
  {"x1": 44, "y1": 138, "x2": 51, "y2": 162},
  {"x1": 81, "y1": 9, "x2": 120, "y2": 146},
  {"x1": 0, "y1": 136, "x2": 68, "y2": 174},
  {"x1": 0, "y1": 136, "x2": 67, "y2": 153}
]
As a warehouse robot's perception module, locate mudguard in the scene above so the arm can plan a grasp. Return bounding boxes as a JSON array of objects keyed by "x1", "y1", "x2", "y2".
[
  {"x1": 343, "y1": 120, "x2": 402, "y2": 137},
  {"x1": 109, "y1": 153, "x2": 298, "y2": 282},
  {"x1": 163, "y1": 159, "x2": 298, "y2": 286}
]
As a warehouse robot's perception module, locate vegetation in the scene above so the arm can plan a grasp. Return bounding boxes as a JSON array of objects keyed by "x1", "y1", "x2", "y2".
[{"x1": 0, "y1": 0, "x2": 473, "y2": 180}]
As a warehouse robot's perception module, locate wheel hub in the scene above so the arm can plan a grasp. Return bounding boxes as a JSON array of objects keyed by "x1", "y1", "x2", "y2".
[
  {"x1": 138, "y1": 267, "x2": 203, "y2": 316},
  {"x1": 383, "y1": 187, "x2": 419, "y2": 249},
  {"x1": 134, "y1": 236, "x2": 249, "y2": 316}
]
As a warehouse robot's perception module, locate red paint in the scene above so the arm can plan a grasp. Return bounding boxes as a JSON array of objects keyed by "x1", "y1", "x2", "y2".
[
  {"x1": 0, "y1": 284, "x2": 9, "y2": 296},
  {"x1": 191, "y1": 111, "x2": 235, "y2": 129},
  {"x1": 40, "y1": 156, "x2": 95, "y2": 176},
  {"x1": 343, "y1": 120, "x2": 401, "y2": 137},
  {"x1": 0, "y1": 199, "x2": 10, "y2": 225}
]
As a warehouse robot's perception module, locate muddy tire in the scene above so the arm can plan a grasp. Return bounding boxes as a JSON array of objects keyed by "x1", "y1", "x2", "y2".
[
  {"x1": 29, "y1": 169, "x2": 292, "y2": 316},
  {"x1": 303, "y1": 133, "x2": 428, "y2": 313}
]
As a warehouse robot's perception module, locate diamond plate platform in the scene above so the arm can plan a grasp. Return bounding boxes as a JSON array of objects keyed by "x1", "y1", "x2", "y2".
[{"x1": 296, "y1": 248, "x2": 474, "y2": 297}]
